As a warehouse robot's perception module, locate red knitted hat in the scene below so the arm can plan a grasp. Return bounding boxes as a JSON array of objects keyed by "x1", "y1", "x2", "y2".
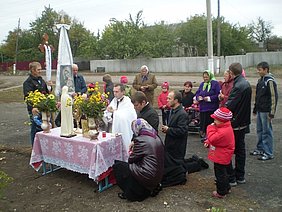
[
  {"x1": 120, "y1": 76, "x2": 128, "y2": 84},
  {"x1": 162, "y1": 81, "x2": 169, "y2": 89},
  {"x1": 211, "y1": 107, "x2": 232, "y2": 123}
]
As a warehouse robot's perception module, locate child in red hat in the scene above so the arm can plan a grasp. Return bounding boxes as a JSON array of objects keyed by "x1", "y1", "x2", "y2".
[
  {"x1": 157, "y1": 82, "x2": 170, "y2": 125},
  {"x1": 203, "y1": 107, "x2": 235, "y2": 198},
  {"x1": 120, "y1": 76, "x2": 131, "y2": 97}
]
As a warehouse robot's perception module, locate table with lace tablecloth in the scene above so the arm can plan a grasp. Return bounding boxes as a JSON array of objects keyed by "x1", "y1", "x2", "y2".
[{"x1": 30, "y1": 127, "x2": 126, "y2": 185}]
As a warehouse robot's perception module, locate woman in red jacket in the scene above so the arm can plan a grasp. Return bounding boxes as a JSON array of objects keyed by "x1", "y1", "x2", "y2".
[
  {"x1": 204, "y1": 107, "x2": 235, "y2": 198},
  {"x1": 218, "y1": 70, "x2": 234, "y2": 107}
]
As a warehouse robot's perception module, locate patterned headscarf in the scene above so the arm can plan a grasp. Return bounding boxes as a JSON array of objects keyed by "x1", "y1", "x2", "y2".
[
  {"x1": 131, "y1": 118, "x2": 157, "y2": 139},
  {"x1": 202, "y1": 70, "x2": 216, "y2": 92}
]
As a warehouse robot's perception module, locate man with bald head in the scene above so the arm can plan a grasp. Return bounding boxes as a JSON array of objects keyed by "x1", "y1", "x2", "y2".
[{"x1": 72, "y1": 64, "x2": 87, "y2": 95}]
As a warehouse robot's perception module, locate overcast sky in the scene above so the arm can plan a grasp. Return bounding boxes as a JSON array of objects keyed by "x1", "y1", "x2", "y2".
[{"x1": 1, "y1": 0, "x2": 281, "y2": 44}]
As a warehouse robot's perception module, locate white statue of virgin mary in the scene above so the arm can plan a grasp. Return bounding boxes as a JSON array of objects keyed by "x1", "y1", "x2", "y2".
[{"x1": 60, "y1": 86, "x2": 75, "y2": 137}]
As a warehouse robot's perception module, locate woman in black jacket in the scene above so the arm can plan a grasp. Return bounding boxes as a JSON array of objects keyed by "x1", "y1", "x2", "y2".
[{"x1": 113, "y1": 118, "x2": 164, "y2": 201}]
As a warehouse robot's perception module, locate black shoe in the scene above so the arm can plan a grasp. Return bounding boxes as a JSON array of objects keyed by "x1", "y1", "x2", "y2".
[
  {"x1": 191, "y1": 154, "x2": 199, "y2": 161},
  {"x1": 118, "y1": 192, "x2": 127, "y2": 199},
  {"x1": 198, "y1": 158, "x2": 209, "y2": 169},
  {"x1": 151, "y1": 183, "x2": 162, "y2": 197}
]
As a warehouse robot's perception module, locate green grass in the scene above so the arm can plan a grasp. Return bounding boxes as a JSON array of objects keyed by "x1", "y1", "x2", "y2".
[
  {"x1": 0, "y1": 87, "x2": 24, "y2": 103},
  {"x1": 0, "y1": 170, "x2": 13, "y2": 197}
]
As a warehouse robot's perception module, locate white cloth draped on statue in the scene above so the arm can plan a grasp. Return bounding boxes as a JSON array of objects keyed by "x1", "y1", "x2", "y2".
[
  {"x1": 44, "y1": 44, "x2": 52, "y2": 91},
  {"x1": 104, "y1": 96, "x2": 137, "y2": 156},
  {"x1": 55, "y1": 24, "x2": 74, "y2": 96}
]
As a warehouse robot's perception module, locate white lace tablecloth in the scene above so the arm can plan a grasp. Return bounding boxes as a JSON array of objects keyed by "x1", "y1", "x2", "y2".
[{"x1": 30, "y1": 127, "x2": 126, "y2": 181}]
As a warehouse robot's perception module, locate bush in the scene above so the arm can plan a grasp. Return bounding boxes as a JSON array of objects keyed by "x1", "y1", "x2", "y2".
[{"x1": 0, "y1": 170, "x2": 13, "y2": 197}]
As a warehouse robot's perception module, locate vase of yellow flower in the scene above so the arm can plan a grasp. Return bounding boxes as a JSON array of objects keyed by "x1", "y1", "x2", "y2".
[
  {"x1": 41, "y1": 111, "x2": 51, "y2": 133},
  {"x1": 73, "y1": 108, "x2": 82, "y2": 133},
  {"x1": 25, "y1": 90, "x2": 58, "y2": 133},
  {"x1": 73, "y1": 82, "x2": 109, "y2": 139},
  {"x1": 88, "y1": 117, "x2": 99, "y2": 140}
]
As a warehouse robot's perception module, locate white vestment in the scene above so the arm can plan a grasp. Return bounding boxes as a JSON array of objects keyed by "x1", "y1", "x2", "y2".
[
  {"x1": 104, "y1": 96, "x2": 137, "y2": 157},
  {"x1": 60, "y1": 86, "x2": 74, "y2": 136}
]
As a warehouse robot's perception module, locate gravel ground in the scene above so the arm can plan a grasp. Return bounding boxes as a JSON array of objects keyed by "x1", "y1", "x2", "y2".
[{"x1": 0, "y1": 72, "x2": 281, "y2": 211}]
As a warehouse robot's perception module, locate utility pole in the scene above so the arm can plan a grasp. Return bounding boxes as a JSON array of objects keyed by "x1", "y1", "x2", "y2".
[
  {"x1": 206, "y1": 0, "x2": 214, "y2": 74},
  {"x1": 216, "y1": 0, "x2": 221, "y2": 74},
  {"x1": 14, "y1": 18, "x2": 20, "y2": 74}
]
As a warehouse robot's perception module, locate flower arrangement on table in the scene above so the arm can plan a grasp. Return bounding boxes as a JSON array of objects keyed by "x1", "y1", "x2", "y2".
[
  {"x1": 24, "y1": 90, "x2": 58, "y2": 132},
  {"x1": 73, "y1": 82, "x2": 109, "y2": 119},
  {"x1": 73, "y1": 82, "x2": 109, "y2": 139},
  {"x1": 25, "y1": 90, "x2": 57, "y2": 112}
]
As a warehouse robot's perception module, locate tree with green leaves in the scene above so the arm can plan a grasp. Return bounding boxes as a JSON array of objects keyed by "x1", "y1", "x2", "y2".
[
  {"x1": 143, "y1": 22, "x2": 176, "y2": 58},
  {"x1": 98, "y1": 11, "x2": 145, "y2": 59},
  {"x1": 218, "y1": 19, "x2": 255, "y2": 56},
  {"x1": 175, "y1": 15, "x2": 208, "y2": 56},
  {"x1": 248, "y1": 17, "x2": 273, "y2": 50},
  {"x1": 1, "y1": 6, "x2": 97, "y2": 62}
]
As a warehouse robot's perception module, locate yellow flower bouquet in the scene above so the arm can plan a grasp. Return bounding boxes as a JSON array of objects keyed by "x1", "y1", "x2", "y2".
[
  {"x1": 74, "y1": 82, "x2": 109, "y2": 119},
  {"x1": 25, "y1": 90, "x2": 58, "y2": 112}
]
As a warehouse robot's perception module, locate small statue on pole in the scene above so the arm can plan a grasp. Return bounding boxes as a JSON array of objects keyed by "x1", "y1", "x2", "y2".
[
  {"x1": 38, "y1": 33, "x2": 55, "y2": 91},
  {"x1": 38, "y1": 33, "x2": 56, "y2": 128}
]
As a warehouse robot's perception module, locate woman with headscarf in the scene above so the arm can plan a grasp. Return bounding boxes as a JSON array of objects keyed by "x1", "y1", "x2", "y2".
[
  {"x1": 194, "y1": 70, "x2": 220, "y2": 138},
  {"x1": 113, "y1": 118, "x2": 164, "y2": 201},
  {"x1": 218, "y1": 70, "x2": 234, "y2": 107}
]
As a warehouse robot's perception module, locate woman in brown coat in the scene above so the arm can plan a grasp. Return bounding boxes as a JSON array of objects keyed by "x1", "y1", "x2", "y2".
[{"x1": 132, "y1": 65, "x2": 158, "y2": 106}]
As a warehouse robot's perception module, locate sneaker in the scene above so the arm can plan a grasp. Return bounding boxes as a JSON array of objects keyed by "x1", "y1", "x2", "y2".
[
  {"x1": 250, "y1": 150, "x2": 263, "y2": 156},
  {"x1": 237, "y1": 179, "x2": 246, "y2": 184},
  {"x1": 229, "y1": 181, "x2": 237, "y2": 187},
  {"x1": 212, "y1": 191, "x2": 225, "y2": 198},
  {"x1": 258, "y1": 153, "x2": 274, "y2": 161}
]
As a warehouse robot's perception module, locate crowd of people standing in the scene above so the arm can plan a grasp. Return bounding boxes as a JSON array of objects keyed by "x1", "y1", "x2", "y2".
[{"x1": 23, "y1": 61, "x2": 278, "y2": 201}]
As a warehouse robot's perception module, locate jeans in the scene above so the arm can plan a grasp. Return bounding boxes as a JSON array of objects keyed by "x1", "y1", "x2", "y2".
[
  {"x1": 29, "y1": 113, "x2": 42, "y2": 146},
  {"x1": 256, "y1": 112, "x2": 274, "y2": 156},
  {"x1": 227, "y1": 129, "x2": 246, "y2": 182}
]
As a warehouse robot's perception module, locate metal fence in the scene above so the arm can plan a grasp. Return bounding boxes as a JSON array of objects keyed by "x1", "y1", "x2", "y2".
[
  {"x1": 90, "y1": 51, "x2": 282, "y2": 73},
  {"x1": 1, "y1": 51, "x2": 281, "y2": 72}
]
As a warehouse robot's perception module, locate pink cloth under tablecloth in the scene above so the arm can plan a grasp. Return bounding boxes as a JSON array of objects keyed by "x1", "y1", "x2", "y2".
[{"x1": 30, "y1": 127, "x2": 127, "y2": 181}]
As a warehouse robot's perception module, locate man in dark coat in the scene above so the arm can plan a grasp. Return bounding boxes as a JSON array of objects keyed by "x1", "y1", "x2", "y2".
[
  {"x1": 23, "y1": 62, "x2": 52, "y2": 146},
  {"x1": 131, "y1": 91, "x2": 159, "y2": 132},
  {"x1": 161, "y1": 90, "x2": 188, "y2": 160},
  {"x1": 225, "y1": 62, "x2": 252, "y2": 186}
]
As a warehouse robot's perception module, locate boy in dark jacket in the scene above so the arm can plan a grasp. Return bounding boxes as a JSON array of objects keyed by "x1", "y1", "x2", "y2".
[{"x1": 251, "y1": 62, "x2": 278, "y2": 160}]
